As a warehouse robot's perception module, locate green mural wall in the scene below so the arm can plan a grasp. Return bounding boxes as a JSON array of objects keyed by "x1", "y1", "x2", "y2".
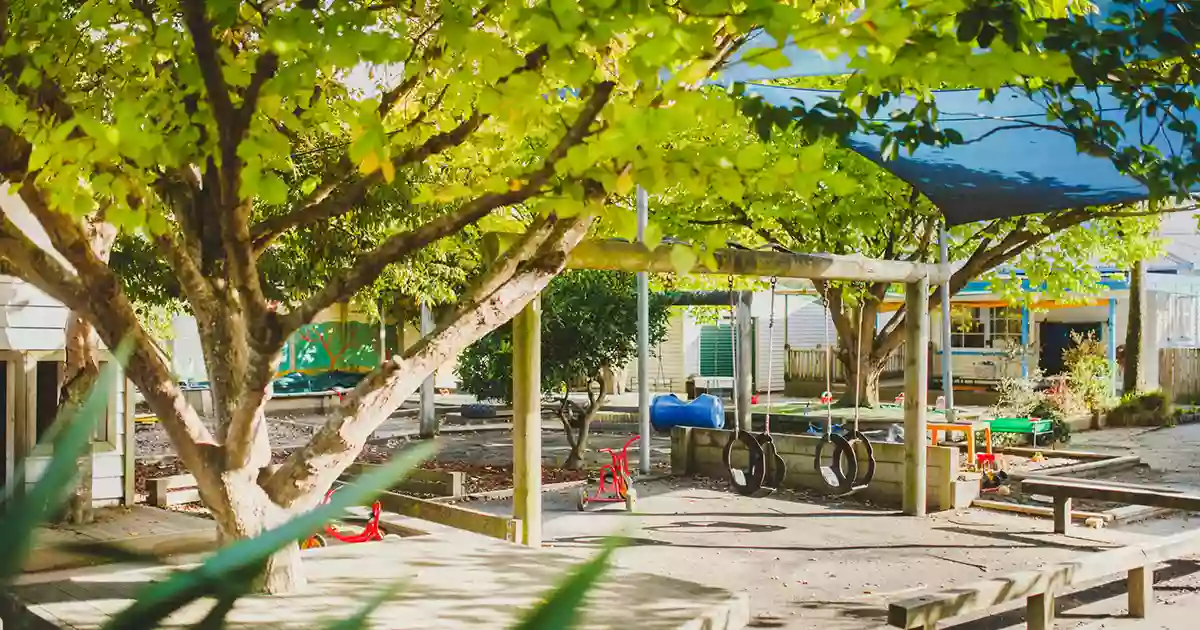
[{"x1": 276, "y1": 321, "x2": 398, "y2": 376}]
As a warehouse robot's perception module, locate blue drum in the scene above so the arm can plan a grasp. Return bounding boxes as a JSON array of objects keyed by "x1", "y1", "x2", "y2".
[{"x1": 649, "y1": 393, "x2": 725, "y2": 430}]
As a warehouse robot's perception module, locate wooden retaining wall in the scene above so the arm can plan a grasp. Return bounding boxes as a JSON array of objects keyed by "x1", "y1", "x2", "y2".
[{"x1": 671, "y1": 427, "x2": 974, "y2": 512}]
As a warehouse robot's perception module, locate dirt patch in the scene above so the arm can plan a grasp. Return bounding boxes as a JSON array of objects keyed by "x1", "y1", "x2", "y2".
[{"x1": 136, "y1": 416, "x2": 316, "y2": 459}]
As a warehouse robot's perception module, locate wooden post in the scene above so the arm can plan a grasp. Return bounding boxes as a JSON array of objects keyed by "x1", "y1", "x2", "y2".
[
  {"x1": 419, "y1": 302, "x2": 437, "y2": 438},
  {"x1": 512, "y1": 298, "x2": 542, "y2": 547},
  {"x1": 904, "y1": 277, "x2": 929, "y2": 516},
  {"x1": 736, "y1": 291, "x2": 753, "y2": 431},
  {"x1": 1128, "y1": 565, "x2": 1152, "y2": 617},
  {"x1": 1053, "y1": 496, "x2": 1072, "y2": 534},
  {"x1": 1027, "y1": 593, "x2": 1054, "y2": 630}
]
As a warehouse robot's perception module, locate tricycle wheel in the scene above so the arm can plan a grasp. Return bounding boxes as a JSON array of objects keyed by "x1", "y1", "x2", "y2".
[
  {"x1": 624, "y1": 488, "x2": 638, "y2": 513},
  {"x1": 576, "y1": 488, "x2": 588, "y2": 512}
]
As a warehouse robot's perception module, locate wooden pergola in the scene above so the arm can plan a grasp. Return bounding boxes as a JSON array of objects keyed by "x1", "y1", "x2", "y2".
[{"x1": 489, "y1": 235, "x2": 946, "y2": 547}]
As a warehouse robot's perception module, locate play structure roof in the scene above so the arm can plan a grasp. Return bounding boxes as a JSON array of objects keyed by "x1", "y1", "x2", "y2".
[{"x1": 717, "y1": 0, "x2": 1193, "y2": 226}]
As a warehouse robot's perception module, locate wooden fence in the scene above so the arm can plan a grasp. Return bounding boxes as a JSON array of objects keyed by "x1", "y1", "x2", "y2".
[
  {"x1": 1161, "y1": 347, "x2": 1200, "y2": 403},
  {"x1": 785, "y1": 347, "x2": 905, "y2": 382}
]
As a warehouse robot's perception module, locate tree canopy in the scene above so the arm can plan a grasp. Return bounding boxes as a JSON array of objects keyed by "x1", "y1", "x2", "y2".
[{"x1": 0, "y1": 0, "x2": 1197, "y2": 591}]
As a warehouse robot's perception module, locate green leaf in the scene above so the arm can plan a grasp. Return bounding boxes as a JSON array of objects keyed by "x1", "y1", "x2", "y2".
[
  {"x1": 510, "y1": 537, "x2": 621, "y2": 630},
  {"x1": 669, "y1": 244, "x2": 698, "y2": 275},
  {"x1": 102, "y1": 442, "x2": 436, "y2": 630},
  {"x1": 0, "y1": 338, "x2": 133, "y2": 581},
  {"x1": 323, "y1": 580, "x2": 407, "y2": 630},
  {"x1": 259, "y1": 172, "x2": 289, "y2": 206}
]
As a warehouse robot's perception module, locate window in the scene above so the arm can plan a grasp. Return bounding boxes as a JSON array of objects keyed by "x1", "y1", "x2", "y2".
[
  {"x1": 32, "y1": 359, "x2": 110, "y2": 446},
  {"x1": 989, "y1": 307, "x2": 1024, "y2": 349},
  {"x1": 950, "y1": 308, "x2": 985, "y2": 348},
  {"x1": 950, "y1": 306, "x2": 1024, "y2": 349}
]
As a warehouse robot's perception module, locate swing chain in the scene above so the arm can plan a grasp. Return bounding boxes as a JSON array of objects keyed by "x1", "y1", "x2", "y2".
[{"x1": 728, "y1": 276, "x2": 738, "y2": 437}]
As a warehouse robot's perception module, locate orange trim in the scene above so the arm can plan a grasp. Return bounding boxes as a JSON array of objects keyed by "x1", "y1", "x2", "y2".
[{"x1": 878, "y1": 298, "x2": 1107, "y2": 312}]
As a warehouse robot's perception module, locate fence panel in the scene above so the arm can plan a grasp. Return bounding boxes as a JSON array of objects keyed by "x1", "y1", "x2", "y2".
[
  {"x1": 1161, "y1": 348, "x2": 1200, "y2": 403},
  {"x1": 785, "y1": 347, "x2": 905, "y2": 382}
]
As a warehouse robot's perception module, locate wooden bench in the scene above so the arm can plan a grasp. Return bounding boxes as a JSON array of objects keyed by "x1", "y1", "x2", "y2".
[
  {"x1": 888, "y1": 528, "x2": 1200, "y2": 629},
  {"x1": 1020, "y1": 477, "x2": 1200, "y2": 534},
  {"x1": 149, "y1": 474, "x2": 200, "y2": 507}
]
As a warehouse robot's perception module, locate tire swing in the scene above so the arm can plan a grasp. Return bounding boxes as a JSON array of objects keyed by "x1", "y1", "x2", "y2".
[
  {"x1": 835, "y1": 305, "x2": 877, "y2": 494},
  {"x1": 722, "y1": 277, "x2": 766, "y2": 496},
  {"x1": 813, "y1": 283, "x2": 859, "y2": 496},
  {"x1": 749, "y1": 277, "x2": 786, "y2": 498}
]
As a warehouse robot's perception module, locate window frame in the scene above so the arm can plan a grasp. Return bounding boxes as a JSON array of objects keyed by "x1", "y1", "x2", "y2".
[{"x1": 25, "y1": 349, "x2": 119, "y2": 456}]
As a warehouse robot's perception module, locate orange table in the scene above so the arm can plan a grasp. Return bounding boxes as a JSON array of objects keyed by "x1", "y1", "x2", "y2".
[{"x1": 928, "y1": 422, "x2": 993, "y2": 468}]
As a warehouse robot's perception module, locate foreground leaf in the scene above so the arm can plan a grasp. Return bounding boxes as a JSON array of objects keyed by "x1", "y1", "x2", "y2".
[{"x1": 104, "y1": 442, "x2": 436, "y2": 630}]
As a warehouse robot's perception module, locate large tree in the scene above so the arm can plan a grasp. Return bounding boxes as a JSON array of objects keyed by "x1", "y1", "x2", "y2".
[
  {"x1": 662, "y1": 136, "x2": 1165, "y2": 405},
  {"x1": 0, "y1": 0, "x2": 1184, "y2": 592},
  {"x1": 456, "y1": 270, "x2": 671, "y2": 469}
]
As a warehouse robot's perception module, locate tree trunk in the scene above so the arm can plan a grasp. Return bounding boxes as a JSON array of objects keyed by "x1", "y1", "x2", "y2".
[
  {"x1": 563, "y1": 373, "x2": 608, "y2": 470},
  {"x1": 213, "y1": 474, "x2": 306, "y2": 593},
  {"x1": 1123, "y1": 259, "x2": 1146, "y2": 394},
  {"x1": 57, "y1": 218, "x2": 117, "y2": 526},
  {"x1": 837, "y1": 353, "x2": 884, "y2": 408}
]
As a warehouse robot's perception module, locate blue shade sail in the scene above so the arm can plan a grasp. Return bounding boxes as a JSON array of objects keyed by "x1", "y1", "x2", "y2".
[
  {"x1": 742, "y1": 83, "x2": 1198, "y2": 226},
  {"x1": 715, "y1": 2, "x2": 1190, "y2": 225}
]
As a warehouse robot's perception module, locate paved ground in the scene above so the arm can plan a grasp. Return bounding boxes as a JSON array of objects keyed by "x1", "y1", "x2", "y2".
[
  {"x1": 454, "y1": 476, "x2": 1190, "y2": 629},
  {"x1": 14, "y1": 522, "x2": 749, "y2": 630}
]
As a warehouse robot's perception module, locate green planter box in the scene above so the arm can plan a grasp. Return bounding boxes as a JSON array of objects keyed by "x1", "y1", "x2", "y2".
[{"x1": 989, "y1": 417, "x2": 1053, "y2": 434}]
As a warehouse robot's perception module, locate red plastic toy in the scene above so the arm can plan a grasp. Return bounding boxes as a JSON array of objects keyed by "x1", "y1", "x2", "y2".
[
  {"x1": 577, "y1": 435, "x2": 639, "y2": 512},
  {"x1": 819, "y1": 390, "x2": 834, "y2": 405},
  {"x1": 300, "y1": 486, "x2": 384, "y2": 548}
]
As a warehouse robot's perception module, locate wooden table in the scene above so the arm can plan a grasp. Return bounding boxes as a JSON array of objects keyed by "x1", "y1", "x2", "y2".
[{"x1": 927, "y1": 422, "x2": 992, "y2": 467}]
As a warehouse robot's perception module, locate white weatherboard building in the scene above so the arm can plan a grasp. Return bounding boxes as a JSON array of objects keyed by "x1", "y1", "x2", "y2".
[{"x1": 0, "y1": 191, "x2": 135, "y2": 506}]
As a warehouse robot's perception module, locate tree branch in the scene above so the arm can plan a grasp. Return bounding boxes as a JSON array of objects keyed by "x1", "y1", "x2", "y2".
[
  {"x1": 263, "y1": 213, "x2": 594, "y2": 508},
  {"x1": 279, "y1": 80, "x2": 615, "y2": 335},
  {"x1": 180, "y1": 0, "x2": 235, "y2": 143},
  {"x1": 247, "y1": 45, "x2": 552, "y2": 252}
]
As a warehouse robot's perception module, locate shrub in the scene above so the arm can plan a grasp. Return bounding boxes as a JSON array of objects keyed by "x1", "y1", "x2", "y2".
[
  {"x1": 1106, "y1": 390, "x2": 1173, "y2": 427},
  {"x1": 1062, "y1": 331, "x2": 1113, "y2": 413}
]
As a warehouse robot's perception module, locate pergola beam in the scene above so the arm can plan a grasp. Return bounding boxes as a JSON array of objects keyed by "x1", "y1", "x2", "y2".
[{"x1": 484, "y1": 234, "x2": 946, "y2": 284}]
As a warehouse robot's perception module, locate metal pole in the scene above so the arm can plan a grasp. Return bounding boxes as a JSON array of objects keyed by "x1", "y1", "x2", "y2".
[
  {"x1": 419, "y1": 302, "x2": 436, "y2": 438},
  {"x1": 512, "y1": 298, "x2": 542, "y2": 547},
  {"x1": 938, "y1": 222, "x2": 955, "y2": 422},
  {"x1": 636, "y1": 186, "x2": 651, "y2": 475}
]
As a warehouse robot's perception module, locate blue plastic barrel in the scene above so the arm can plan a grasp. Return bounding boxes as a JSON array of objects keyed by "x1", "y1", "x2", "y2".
[{"x1": 650, "y1": 393, "x2": 725, "y2": 430}]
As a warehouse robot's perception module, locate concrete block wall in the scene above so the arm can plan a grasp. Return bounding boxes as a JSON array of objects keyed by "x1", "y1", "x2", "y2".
[{"x1": 671, "y1": 427, "x2": 970, "y2": 512}]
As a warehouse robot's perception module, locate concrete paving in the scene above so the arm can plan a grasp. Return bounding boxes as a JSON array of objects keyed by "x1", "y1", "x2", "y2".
[
  {"x1": 454, "y1": 478, "x2": 1185, "y2": 629},
  {"x1": 10, "y1": 526, "x2": 748, "y2": 629}
]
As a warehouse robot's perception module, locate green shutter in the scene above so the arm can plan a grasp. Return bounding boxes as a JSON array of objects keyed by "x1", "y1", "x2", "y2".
[{"x1": 699, "y1": 325, "x2": 734, "y2": 377}]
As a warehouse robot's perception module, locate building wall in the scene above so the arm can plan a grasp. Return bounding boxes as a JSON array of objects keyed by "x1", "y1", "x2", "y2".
[{"x1": 0, "y1": 190, "x2": 130, "y2": 507}]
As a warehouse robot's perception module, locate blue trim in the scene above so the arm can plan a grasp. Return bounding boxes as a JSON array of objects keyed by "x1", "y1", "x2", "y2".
[
  {"x1": 1107, "y1": 298, "x2": 1118, "y2": 394},
  {"x1": 1020, "y1": 307, "x2": 1030, "y2": 378},
  {"x1": 961, "y1": 277, "x2": 1130, "y2": 295},
  {"x1": 935, "y1": 349, "x2": 1009, "y2": 356}
]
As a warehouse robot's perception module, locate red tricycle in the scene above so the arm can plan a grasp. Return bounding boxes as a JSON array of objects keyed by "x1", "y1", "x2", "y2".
[
  {"x1": 300, "y1": 485, "x2": 385, "y2": 549},
  {"x1": 576, "y1": 435, "x2": 639, "y2": 512}
]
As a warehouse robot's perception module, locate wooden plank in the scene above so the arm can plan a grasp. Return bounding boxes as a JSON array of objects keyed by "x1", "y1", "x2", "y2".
[
  {"x1": 1021, "y1": 478, "x2": 1200, "y2": 512},
  {"x1": 1128, "y1": 565, "x2": 1152, "y2": 618},
  {"x1": 888, "y1": 528, "x2": 1200, "y2": 629},
  {"x1": 1027, "y1": 593, "x2": 1053, "y2": 630},
  {"x1": 1053, "y1": 496, "x2": 1072, "y2": 534},
  {"x1": 346, "y1": 464, "x2": 465, "y2": 497},
  {"x1": 149, "y1": 474, "x2": 199, "y2": 508},
  {"x1": 1010, "y1": 455, "x2": 1142, "y2": 481},
  {"x1": 971, "y1": 499, "x2": 1112, "y2": 522},
  {"x1": 484, "y1": 234, "x2": 946, "y2": 283},
  {"x1": 903, "y1": 277, "x2": 929, "y2": 517},
  {"x1": 373, "y1": 490, "x2": 521, "y2": 542}
]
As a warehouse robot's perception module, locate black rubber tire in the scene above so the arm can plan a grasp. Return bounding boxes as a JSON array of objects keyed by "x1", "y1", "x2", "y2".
[
  {"x1": 723, "y1": 431, "x2": 766, "y2": 496},
  {"x1": 847, "y1": 431, "x2": 876, "y2": 485},
  {"x1": 815, "y1": 433, "x2": 858, "y2": 495},
  {"x1": 753, "y1": 434, "x2": 787, "y2": 496},
  {"x1": 459, "y1": 403, "x2": 498, "y2": 419}
]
